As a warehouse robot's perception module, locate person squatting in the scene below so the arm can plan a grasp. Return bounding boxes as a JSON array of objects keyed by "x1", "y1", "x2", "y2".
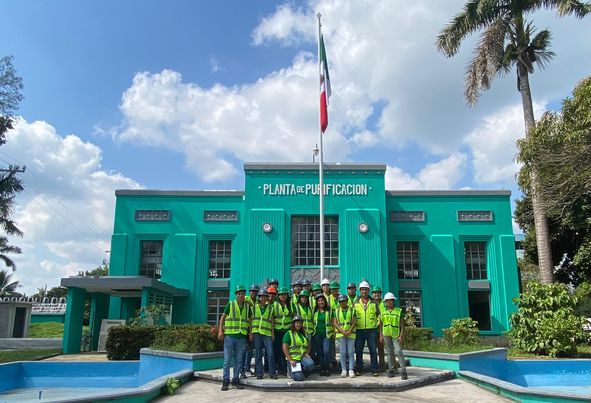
[{"x1": 217, "y1": 278, "x2": 408, "y2": 391}]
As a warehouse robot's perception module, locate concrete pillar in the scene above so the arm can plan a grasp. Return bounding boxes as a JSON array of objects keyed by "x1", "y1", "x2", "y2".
[
  {"x1": 89, "y1": 293, "x2": 110, "y2": 351},
  {"x1": 63, "y1": 287, "x2": 86, "y2": 354}
]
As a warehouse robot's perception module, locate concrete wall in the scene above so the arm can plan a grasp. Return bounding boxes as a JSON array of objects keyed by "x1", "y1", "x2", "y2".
[{"x1": 0, "y1": 338, "x2": 62, "y2": 349}]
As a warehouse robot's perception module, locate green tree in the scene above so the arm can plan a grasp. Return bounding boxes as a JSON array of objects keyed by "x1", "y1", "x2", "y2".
[
  {"x1": 0, "y1": 56, "x2": 24, "y2": 144},
  {"x1": 0, "y1": 268, "x2": 19, "y2": 297},
  {"x1": 436, "y1": 0, "x2": 590, "y2": 284}
]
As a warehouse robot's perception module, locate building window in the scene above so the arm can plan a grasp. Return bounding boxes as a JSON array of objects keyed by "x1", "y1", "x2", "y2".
[
  {"x1": 397, "y1": 241, "x2": 420, "y2": 279},
  {"x1": 208, "y1": 240, "x2": 232, "y2": 278},
  {"x1": 291, "y1": 216, "x2": 338, "y2": 267},
  {"x1": 207, "y1": 289, "x2": 230, "y2": 326},
  {"x1": 464, "y1": 241, "x2": 487, "y2": 280},
  {"x1": 204, "y1": 211, "x2": 239, "y2": 222},
  {"x1": 468, "y1": 291, "x2": 491, "y2": 330},
  {"x1": 140, "y1": 240, "x2": 163, "y2": 279},
  {"x1": 458, "y1": 210, "x2": 493, "y2": 222},
  {"x1": 391, "y1": 211, "x2": 425, "y2": 222},
  {"x1": 399, "y1": 290, "x2": 422, "y2": 327},
  {"x1": 135, "y1": 210, "x2": 171, "y2": 221}
]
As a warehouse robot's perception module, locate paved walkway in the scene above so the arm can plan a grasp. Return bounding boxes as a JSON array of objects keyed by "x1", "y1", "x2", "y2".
[
  {"x1": 154, "y1": 377, "x2": 512, "y2": 402},
  {"x1": 42, "y1": 353, "x2": 109, "y2": 361}
]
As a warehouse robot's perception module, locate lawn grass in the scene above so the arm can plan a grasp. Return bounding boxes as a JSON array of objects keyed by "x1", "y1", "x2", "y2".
[
  {"x1": 507, "y1": 344, "x2": 591, "y2": 359},
  {"x1": 409, "y1": 341, "x2": 496, "y2": 354},
  {"x1": 0, "y1": 349, "x2": 61, "y2": 363},
  {"x1": 27, "y1": 322, "x2": 64, "y2": 338}
]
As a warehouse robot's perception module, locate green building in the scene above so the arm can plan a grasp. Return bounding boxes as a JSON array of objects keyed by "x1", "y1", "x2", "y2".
[{"x1": 61, "y1": 163, "x2": 519, "y2": 353}]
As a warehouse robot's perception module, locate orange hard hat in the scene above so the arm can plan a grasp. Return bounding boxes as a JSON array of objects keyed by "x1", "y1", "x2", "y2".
[{"x1": 267, "y1": 286, "x2": 277, "y2": 294}]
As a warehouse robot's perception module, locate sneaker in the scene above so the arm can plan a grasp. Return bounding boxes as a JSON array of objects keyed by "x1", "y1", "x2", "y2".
[
  {"x1": 221, "y1": 380, "x2": 229, "y2": 391},
  {"x1": 340, "y1": 370, "x2": 347, "y2": 378},
  {"x1": 401, "y1": 370, "x2": 408, "y2": 380},
  {"x1": 239, "y1": 372, "x2": 246, "y2": 379},
  {"x1": 388, "y1": 370, "x2": 395, "y2": 378},
  {"x1": 354, "y1": 370, "x2": 362, "y2": 376},
  {"x1": 270, "y1": 374, "x2": 278, "y2": 379},
  {"x1": 348, "y1": 369, "x2": 356, "y2": 378},
  {"x1": 231, "y1": 380, "x2": 244, "y2": 390},
  {"x1": 372, "y1": 371, "x2": 379, "y2": 377},
  {"x1": 256, "y1": 375, "x2": 263, "y2": 380}
]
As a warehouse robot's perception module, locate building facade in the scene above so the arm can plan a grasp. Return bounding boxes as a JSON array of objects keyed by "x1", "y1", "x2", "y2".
[{"x1": 61, "y1": 163, "x2": 519, "y2": 353}]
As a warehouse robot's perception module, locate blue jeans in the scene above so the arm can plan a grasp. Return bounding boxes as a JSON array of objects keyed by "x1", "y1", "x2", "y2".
[
  {"x1": 355, "y1": 328, "x2": 378, "y2": 372},
  {"x1": 338, "y1": 336, "x2": 355, "y2": 372},
  {"x1": 288, "y1": 355, "x2": 315, "y2": 381},
  {"x1": 253, "y1": 333, "x2": 276, "y2": 377},
  {"x1": 312, "y1": 333, "x2": 331, "y2": 369},
  {"x1": 242, "y1": 340, "x2": 253, "y2": 372},
  {"x1": 223, "y1": 335, "x2": 247, "y2": 382}
]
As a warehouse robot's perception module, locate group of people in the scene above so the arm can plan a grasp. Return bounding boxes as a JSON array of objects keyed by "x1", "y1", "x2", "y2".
[{"x1": 217, "y1": 278, "x2": 408, "y2": 391}]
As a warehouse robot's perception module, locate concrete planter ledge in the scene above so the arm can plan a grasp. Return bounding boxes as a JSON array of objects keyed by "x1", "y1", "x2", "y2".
[
  {"x1": 404, "y1": 348, "x2": 507, "y2": 360},
  {"x1": 140, "y1": 348, "x2": 224, "y2": 371},
  {"x1": 140, "y1": 348, "x2": 223, "y2": 360},
  {"x1": 404, "y1": 348, "x2": 508, "y2": 372}
]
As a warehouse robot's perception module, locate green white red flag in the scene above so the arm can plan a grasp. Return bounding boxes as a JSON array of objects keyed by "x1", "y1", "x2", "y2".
[{"x1": 319, "y1": 33, "x2": 331, "y2": 133}]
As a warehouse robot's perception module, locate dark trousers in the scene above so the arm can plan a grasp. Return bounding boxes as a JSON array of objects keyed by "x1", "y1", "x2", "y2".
[
  {"x1": 274, "y1": 329, "x2": 288, "y2": 373},
  {"x1": 312, "y1": 334, "x2": 331, "y2": 371},
  {"x1": 355, "y1": 328, "x2": 378, "y2": 372}
]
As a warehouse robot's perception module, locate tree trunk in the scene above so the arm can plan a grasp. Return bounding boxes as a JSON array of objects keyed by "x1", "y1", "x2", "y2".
[{"x1": 517, "y1": 64, "x2": 554, "y2": 284}]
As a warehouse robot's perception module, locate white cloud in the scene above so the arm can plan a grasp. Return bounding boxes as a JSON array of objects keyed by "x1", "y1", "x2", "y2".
[
  {"x1": 251, "y1": 4, "x2": 313, "y2": 46},
  {"x1": 385, "y1": 152, "x2": 467, "y2": 190},
  {"x1": 210, "y1": 56, "x2": 222, "y2": 73},
  {"x1": 4, "y1": 119, "x2": 141, "y2": 295}
]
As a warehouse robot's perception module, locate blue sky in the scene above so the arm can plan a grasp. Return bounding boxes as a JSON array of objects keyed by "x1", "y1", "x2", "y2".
[{"x1": 2, "y1": 0, "x2": 590, "y2": 294}]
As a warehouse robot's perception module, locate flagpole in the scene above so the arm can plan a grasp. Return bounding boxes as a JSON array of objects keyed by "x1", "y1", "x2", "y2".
[{"x1": 317, "y1": 13, "x2": 325, "y2": 285}]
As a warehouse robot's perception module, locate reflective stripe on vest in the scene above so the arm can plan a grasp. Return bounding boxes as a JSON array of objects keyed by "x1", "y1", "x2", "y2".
[
  {"x1": 329, "y1": 295, "x2": 339, "y2": 312},
  {"x1": 287, "y1": 330, "x2": 308, "y2": 361},
  {"x1": 335, "y1": 307, "x2": 356, "y2": 339},
  {"x1": 273, "y1": 301, "x2": 291, "y2": 330},
  {"x1": 252, "y1": 303, "x2": 273, "y2": 336},
  {"x1": 354, "y1": 299, "x2": 378, "y2": 329},
  {"x1": 313, "y1": 309, "x2": 334, "y2": 338},
  {"x1": 381, "y1": 307, "x2": 402, "y2": 338},
  {"x1": 224, "y1": 300, "x2": 249, "y2": 336},
  {"x1": 295, "y1": 304, "x2": 314, "y2": 335}
]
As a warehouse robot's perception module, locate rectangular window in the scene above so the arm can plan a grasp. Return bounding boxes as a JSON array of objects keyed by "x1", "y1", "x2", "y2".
[
  {"x1": 468, "y1": 291, "x2": 491, "y2": 330},
  {"x1": 464, "y1": 241, "x2": 487, "y2": 280},
  {"x1": 204, "y1": 211, "x2": 239, "y2": 222},
  {"x1": 391, "y1": 211, "x2": 425, "y2": 222},
  {"x1": 207, "y1": 289, "x2": 230, "y2": 326},
  {"x1": 135, "y1": 210, "x2": 170, "y2": 221},
  {"x1": 399, "y1": 290, "x2": 422, "y2": 327},
  {"x1": 290, "y1": 216, "x2": 338, "y2": 267},
  {"x1": 458, "y1": 210, "x2": 493, "y2": 222},
  {"x1": 140, "y1": 240, "x2": 163, "y2": 279},
  {"x1": 208, "y1": 240, "x2": 232, "y2": 278},
  {"x1": 397, "y1": 241, "x2": 420, "y2": 279}
]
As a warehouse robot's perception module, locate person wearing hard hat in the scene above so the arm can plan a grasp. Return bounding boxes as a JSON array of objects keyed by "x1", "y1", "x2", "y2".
[
  {"x1": 246, "y1": 284, "x2": 259, "y2": 306},
  {"x1": 328, "y1": 281, "x2": 340, "y2": 369},
  {"x1": 380, "y1": 292, "x2": 408, "y2": 380},
  {"x1": 333, "y1": 294, "x2": 357, "y2": 378},
  {"x1": 321, "y1": 278, "x2": 331, "y2": 297},
  {"x1": 291, "y1": 280, "x2": 303, "y2": 307},
  {"x1": 372, "y1": 286, "x2": 386, "y2": 373},
  {"x1": 282, "y1": 315, "x2": 314, "y2": 381},
  {"x1": 273, "y1": 287, "x2": 292, "y2": 375},
  {"x1": 250, "y1": 289, "x2": 277, "y2": 380},
  {"x1": 267, "y1": 286, "x2": 278, "y2": 304},
  {"x1": 353, "y1": 280, "x2": 379, "y2": 376},
  {"x1": 218, "y1": 284, "x2": 252, "y2": 391},
  {"x1": 302, "y1": 278, "x2": 312, "y2": 294},
  {"x1": 312, "y1": 294, "x2": 334, "y2": 376},
  {"x1": 293, "y1": 290, "x2": 314, "y2": 336},
  {"x1": 269, "y1": 278, "x2": 279, "y2": 290},
  {"x1": 241, "y1": 284, "x2": 260, "y2": 377},
  {"x1": 310, "y1": 282, "x2": 322, "y2": 310},
  {"x1": 346, "y1": 282, "x2": 357, "y2": 307}
]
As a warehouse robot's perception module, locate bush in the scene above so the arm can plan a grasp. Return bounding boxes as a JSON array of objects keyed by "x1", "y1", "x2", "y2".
[
  {"x1": 508, "y1": 282, "x2": 591, "y2": 357},
  {"x1": 105, "y1": 326, "x2": 157, "y2": 360},
  {"x1": 151, "y1": 324, "x2": 222, "y2": 353},
  {"x1": 403, "y1": 327, "x2": 433, "y2": 350},
  {"x1": 443, "y1": 317, "x2": 480, "y2": 347}
]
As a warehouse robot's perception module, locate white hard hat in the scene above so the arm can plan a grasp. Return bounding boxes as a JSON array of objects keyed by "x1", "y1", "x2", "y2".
[
  {"x1": 359, "y1": 280, "x2": 370, "y2": 289},
  {"x1": 383, "y1": 292, "x2": 397, "y2": 301},
  {"x1": 321, "y1": 278, "x2": 330, "y2": 286}
]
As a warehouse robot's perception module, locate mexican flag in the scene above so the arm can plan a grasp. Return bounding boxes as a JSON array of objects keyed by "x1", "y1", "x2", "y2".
[{"x1": 319, "y1": 33, "x2": 331, "y2": 133}]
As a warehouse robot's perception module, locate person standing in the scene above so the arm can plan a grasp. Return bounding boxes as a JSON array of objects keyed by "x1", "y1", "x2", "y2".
[
  {"x1": 328, "y1": 281, "x2": 340, "y2": 368},
  {"x1": 218, "y1": 284, "x2": 251, "y2": 391},
  {"x1": 250, "y1": 289, "x2": 277, "y2": 379},
  {"x1": 293, "y1": 290, "x2": 314, "y2": 337},
  {"x1": 354, "y1": 280, "x2": 379, "y2": 376},
  {"x1": 291, "y1": 280, "x2": 302, "y2": 307},
  {"x1": 380, "y1": 292, "x2": 408, "y2": 380},
  {"x1": 273, "y1": 287, "x2": 292, "y2": 375},
  {"x1": 346, "y1": 282, "x2": 357, "y2": 307},
  {"x1": 310, "y1": 283, "x2": 322, "y2": 310},
  {"x1": 333, "y1": 294, "x2": 357, "y2": 378},
  {"x1": 312, "y1": 294, "x2": 334, "y2": 376},
  {"x1": 241, "y1": 284, "x2": 259, "y2": 377},
  {"x1": 282, "y1": 315, "x2": 314, "y2": 381},
  {"x1": 268, "y1": 278, "x2": 279, "y2": 290},
  {"x1": 372, "y1": 286, "x2": 386, "y2": 372},
  {"x1": 267, "y1": 286, "x2": 277, "y2": 304},
  {"x1": 321, "y1": 278, "x2": 331, "y2": 297}
]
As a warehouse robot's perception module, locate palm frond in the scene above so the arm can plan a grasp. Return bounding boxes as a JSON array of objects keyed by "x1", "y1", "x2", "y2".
[
  {"x1": 527, "y1": 0, "x2": 591, "y2": 18},
  {"x1": 530, "y1": 29, "x2": 552, "y2": 50}
]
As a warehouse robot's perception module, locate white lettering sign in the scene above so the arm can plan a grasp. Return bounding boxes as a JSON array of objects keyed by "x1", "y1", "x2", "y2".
[{"x1": 261, "y1": 183, "x2": 369, "y2": 196}]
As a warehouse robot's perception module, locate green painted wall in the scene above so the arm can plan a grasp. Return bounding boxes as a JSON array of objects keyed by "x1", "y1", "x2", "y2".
[{"x1": 30, "y1": 314, "x2": 65, "y2": 324}]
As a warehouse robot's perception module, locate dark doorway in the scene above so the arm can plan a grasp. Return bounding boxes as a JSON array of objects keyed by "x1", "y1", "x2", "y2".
[
  {"x1": 12, "y1": 307, "x2": 27, "y2": 337},
  {"x1": 468, "y1": 291, "x2": 491, "y2": 330}
]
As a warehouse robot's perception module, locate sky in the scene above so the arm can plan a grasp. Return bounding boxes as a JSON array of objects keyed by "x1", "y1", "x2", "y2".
[{"x1": 1, "y1": 0, "x2": 590, "y2": 295}]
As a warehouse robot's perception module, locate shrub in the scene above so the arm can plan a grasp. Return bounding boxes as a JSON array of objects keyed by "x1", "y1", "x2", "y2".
[
  {"x1": 403, "y1": 327, "x2": 433, "y2": 350},
  {"x1": 151, "y1": 324, "x2": 222, "y2": 353},
  {"x1": 105, "y1": 326, "x2": 157, "y2": 360},
  {"x1": 443, "y1": 317, "x2": 480, "y2": 347},
  {"x1": 508, "y1": 282, "x2": 591, "y2": 357}
]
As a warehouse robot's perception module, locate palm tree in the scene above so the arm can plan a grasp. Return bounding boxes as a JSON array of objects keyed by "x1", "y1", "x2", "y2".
[
  {"x1": 436, "y1": 0, "x2": 590, "y2": 284},
  {"x1": 0, "y1": 268, "x2": 19, "y2": 297}
]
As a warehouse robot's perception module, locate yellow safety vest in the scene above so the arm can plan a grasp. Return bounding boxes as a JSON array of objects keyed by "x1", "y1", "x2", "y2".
[
  {"x1": 224, "y1": 301, "x2": 250, "y2": 336},
  {"x1": 252, "y1": 303, "x2": 273, "y2": 336},
  {"x1": 354, "y1": 299, "x2": 378, "y2": 330},
  {"x1": 313, "y1": 309, "x2": 334, "y2": 338},
  {"x1": 381, "y1": 307, "x2": 402, "y2": 338},
  {"x1": 294, "y1": 304, "x2": 314, "y2": 336},
  {"x1": 335, "y1": 307, "x2": 356, "y2": 340},
  {"x1": 287, "y1": 330, "x2": 308, "y2": 361},
  {"x1": 273, "y1": 301, "x2": 291, "y2": 331},
  {"x1": 328, "y1": 294, "x2": 339, "y2": 311}
]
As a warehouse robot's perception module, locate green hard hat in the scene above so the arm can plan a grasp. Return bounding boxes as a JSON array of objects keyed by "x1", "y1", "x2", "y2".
[
  {"x1": 372, "y1": 286, "x2": 382, "y2": 293},
  {"x1": 330, "y1": 281, "x2": 339, "y2": 289},
  {"x1": 277, "y1": 287, "x2": 289, "y2": 295},
  {"x1": 311, "y1": 282, "x2": 322, "y2": 291},
  {"x1": 300, "y1": 290, "x2": 310, "y2": 297},
  {"x1": 235, "y1": 284, "x2": 246, "y2": 293}
]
